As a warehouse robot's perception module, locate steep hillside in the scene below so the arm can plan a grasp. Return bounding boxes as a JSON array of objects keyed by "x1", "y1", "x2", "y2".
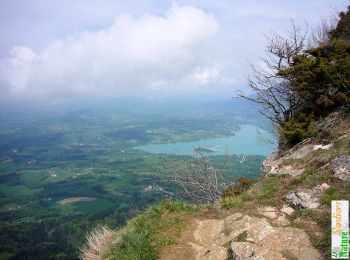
[{"x1": 80, "y1": 111, "x2": 350, "y2": 260}]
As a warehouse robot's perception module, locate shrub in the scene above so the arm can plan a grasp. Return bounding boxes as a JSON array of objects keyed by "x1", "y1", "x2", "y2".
[
  {"x1": 282, "y1": 113, "x2": 317, "y2": 145},
  {"x1": 222, "y1": 177, "x2": 256, "y2": 197}
]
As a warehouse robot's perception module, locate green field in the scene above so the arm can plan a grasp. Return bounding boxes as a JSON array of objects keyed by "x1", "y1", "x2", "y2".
[{"x1": 0, "y1": 99, "x2": 269, "y2": 259}]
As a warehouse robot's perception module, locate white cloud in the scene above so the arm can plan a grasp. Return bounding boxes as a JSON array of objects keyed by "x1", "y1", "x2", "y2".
[
  {"x1": 191, "y1": 66, "x2": 219, "y2": 85},
  {"x1": 0, "y1": 3, "x2": 220, "y2": 103}
]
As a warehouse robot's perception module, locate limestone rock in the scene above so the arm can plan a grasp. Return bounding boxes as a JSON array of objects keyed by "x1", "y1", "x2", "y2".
[
  {"x1": 257, "y1": 206, "x2": 290, "y2": 226},
  {"x1": 229, "y1": 217, "x2": 322, "y2": 260},
  {"x1": 281, "y1": 205, "x2": 295, "y2": 215},
  {"x1": 331, "y1": 155, "x2": 350, "y2": 181},
  {"x1": 284, "y1": 184, "x2": 329, "y2": 209},
  {"x1": 262, "y1": 141, "x2": 334, "y2": 176},
  {"x1": 262, "y1": 152, "x2": 279, "y2": 175},
  {"x1": 161, "y1": 213, "x2": 321, "y2": 260},
  {"x1": 231, "y1": 242, "x2": 255, "y2": 259}
]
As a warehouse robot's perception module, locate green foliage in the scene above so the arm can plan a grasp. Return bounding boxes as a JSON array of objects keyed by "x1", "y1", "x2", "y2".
[
  {"x1": 254, "y1": 179, "x2": 279, "y2": 204},
  {"x1": 221, "y1": 175, "x2": 281, "y2": 209},
  {"x1": 320, "y1": 187, "x2": 337, "y2": 205},
  {"x1": 303, "y1": 169, "x2": 332, "y2": 188},
  {"x1": 330, "y1": 6, "x2": 350, "y2": 41},
  {"x1": 109, "y1": 233, "x2": 157, "y2": 260},
  {"x1": 283, "y1": 38, "x2": 350, "y2": 117},
  {"x1": 249, "y1": 174, "x2": 284, "y2": 205},
  {"x1": 106, "y1": 200, "x2": 198, "y2": 259},
  {"x1": 276, "y1": 9, "x2": 350, "y2": 146},
  {"x1": 220, "y1": 196, "x2": 245, "y2": 210},
  {"x1": 290, "y1": 177, "x2": 303, "y2": 185},
  {"x1": 282, "y1": 114, "x2": 317, "y2": 145},
  {"x1": 290, "y1": 208, "x2": 318, "y2": 221},
  {"x1": 304, "y1": 167, "x2": 317, "y2": 175}
]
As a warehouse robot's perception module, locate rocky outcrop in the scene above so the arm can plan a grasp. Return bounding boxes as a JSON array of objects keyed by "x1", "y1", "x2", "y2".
[
  {"x1": 262, "y1": 140, "x2": 334, "y2": 176},
  {"x1": 161, "y1": 212, "x2": 321, "y2": 260},
  {"x1": 284, "y1": 183, "x2": 330, "y2": 209},
  {"x1": 331, "y1": 155, "x2": 350, "y2": 181},
  {"x1": 230, "y1": 217, "x2": 322, "y2": 260}
]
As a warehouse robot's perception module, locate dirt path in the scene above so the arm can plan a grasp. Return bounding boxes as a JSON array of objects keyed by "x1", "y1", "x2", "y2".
[{"x1": 160, "y1": 217, "x2": 198, "y2": 260}]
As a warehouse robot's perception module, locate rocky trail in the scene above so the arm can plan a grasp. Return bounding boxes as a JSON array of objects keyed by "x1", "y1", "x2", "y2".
[{"x1": 160, "y1": 206, "x2": 322, "y2": 260}]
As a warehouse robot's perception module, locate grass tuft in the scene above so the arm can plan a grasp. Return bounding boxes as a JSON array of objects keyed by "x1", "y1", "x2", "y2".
[
  {"x1": 220, "y1": 196, "x2": 244, "y2": 210},
  {"x1": 100, "y1": 200, "x2": 199, "y2": 259},
  {"x1": 80, "y1": 226, "x2": 121, "y2": 260}
]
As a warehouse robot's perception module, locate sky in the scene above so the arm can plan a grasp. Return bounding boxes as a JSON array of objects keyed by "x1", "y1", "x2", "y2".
[{"x1": 0, "y1": 0, "x2": 348, "y2": 105}]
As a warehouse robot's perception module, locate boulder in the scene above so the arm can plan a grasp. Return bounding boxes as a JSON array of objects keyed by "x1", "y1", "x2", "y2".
[
  {"x1": 331, "y1": 155, "x2": 350, "y2": 181},
  {"x1": 284, "y1": 183, "x2": 330, "y2": 209}
]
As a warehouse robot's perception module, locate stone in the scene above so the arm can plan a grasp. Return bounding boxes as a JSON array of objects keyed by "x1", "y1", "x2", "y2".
[
  {"x1": 281, "y1": 205, "x2": 295, "y2": 215},
  {"x1": 262, "y1": 152, "x2": 279, "y2": 175},
  {"x1": 231, "y1": 242, "x2": 256, "y2": 259},
  {"x1": 331, "y1": 155, "x2": 350, "y2": 181},
  {"x1": 284, "y1": 184, "x2": 329, "y2": 209},
  {"x1": 229, "y1": 218, "x2": 321, "y2": 260},
  {"x1": 276, "y1": 215, "x2": 290, "y2": 226},
  {"x1": 262, "y1": 141, "x2": 334, "y2": 177},
  {"x1": 313, "y1": 143, "x2": 333, "y2": 150},
  {"x1": 258, "y1": 206, "x2": 278, "y2": 219}
]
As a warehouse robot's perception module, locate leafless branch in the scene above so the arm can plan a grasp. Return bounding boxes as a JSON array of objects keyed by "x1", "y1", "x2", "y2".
[
  {"x1": 236, "y1": 21, "x2": 307, "y2": 128},
  {"x1": 165, "y1": 148, "x2": 226, "y2": 203}
]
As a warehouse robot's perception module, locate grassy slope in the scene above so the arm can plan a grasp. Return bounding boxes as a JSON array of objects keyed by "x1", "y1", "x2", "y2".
[{"x1": 82, "y1": 200, "x2": 203, "y2": 260}]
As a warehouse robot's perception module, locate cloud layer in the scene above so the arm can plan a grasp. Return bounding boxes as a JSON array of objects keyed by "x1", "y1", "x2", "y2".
[{"x1": 0, "y1": 4, "x2": 224, "y2": 103}]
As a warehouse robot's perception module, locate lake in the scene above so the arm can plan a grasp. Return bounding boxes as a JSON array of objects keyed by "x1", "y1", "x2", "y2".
[{"x1": 135, "y1": 124, "x2": 276, "y2": 156}]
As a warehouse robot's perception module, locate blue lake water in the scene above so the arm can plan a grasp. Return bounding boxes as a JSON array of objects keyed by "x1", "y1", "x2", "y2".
[{"x1": 135, "y1": 125, "x2": 276, "y2": 156}]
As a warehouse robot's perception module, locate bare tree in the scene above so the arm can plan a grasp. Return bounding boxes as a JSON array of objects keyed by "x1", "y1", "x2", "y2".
[
  {"x1": 309, "y1": 17, "x2": 337, "y2": 47},
  {"x1": 166, "y1": 148, "x2": 225, "y2": 203},
  {"x1": 236, "y1": 22, "x2": 307, "y2": 127}
]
